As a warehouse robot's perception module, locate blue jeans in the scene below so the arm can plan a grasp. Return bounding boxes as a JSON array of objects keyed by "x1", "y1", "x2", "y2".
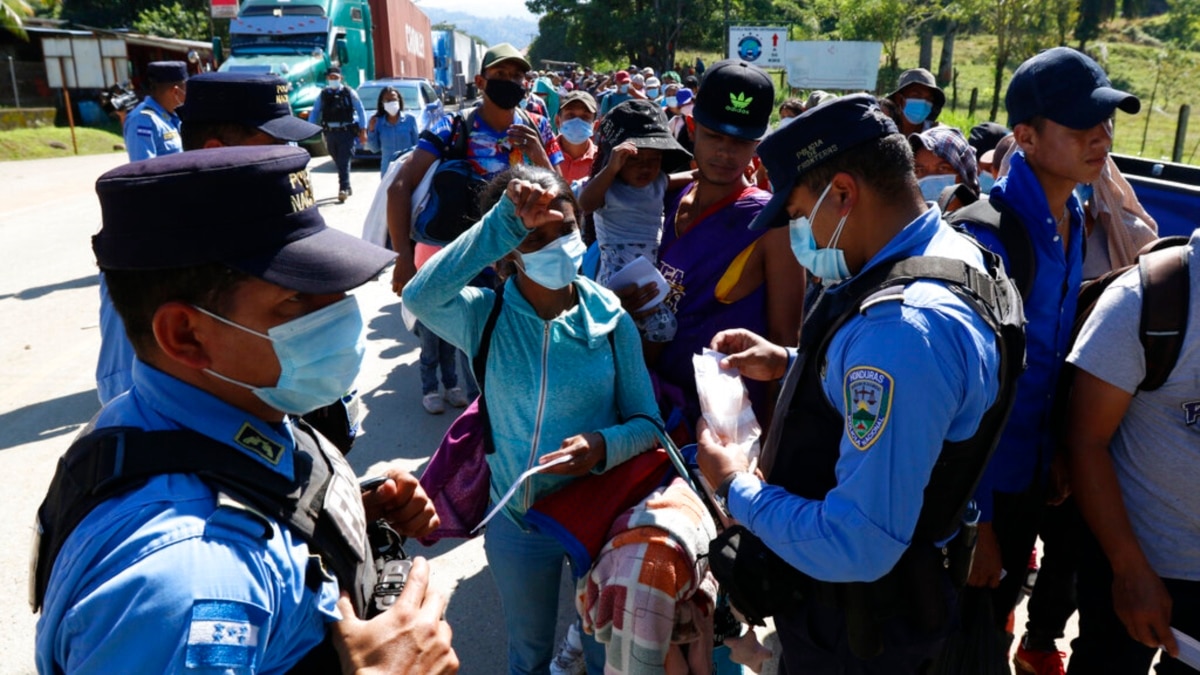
[
  {"x1": 484, "y1": 512, "x2": 605, "y2": 675},
  {"x1": 414, "y1": 320, "x2": 457, "y2": 395},
  {"x1": 323, "y1": 127, "x2": 356, "y2": 191}
]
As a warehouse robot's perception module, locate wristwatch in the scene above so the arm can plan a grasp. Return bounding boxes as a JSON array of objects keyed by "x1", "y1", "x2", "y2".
[{"x1": 714, "y1": 472, "x2": 744, "y2": 515}]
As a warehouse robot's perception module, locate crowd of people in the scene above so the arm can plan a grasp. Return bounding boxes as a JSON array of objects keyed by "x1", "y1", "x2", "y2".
[{"x1": 32, "y1": 39, "x2": 1199, "y2": 675}]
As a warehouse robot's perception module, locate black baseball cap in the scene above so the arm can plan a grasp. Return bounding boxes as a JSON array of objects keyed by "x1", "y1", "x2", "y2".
[
  {"x1": 1006, "y1": 47, "x2": 1139, "y2": 129},
  {"x1": 968, "y1": 121, "x2": 1009, "y2": 155},
  {"x1": 178, "y1": 72, "x2": 321, "y2": 142},
  {"x1": 749, "y1": 94, "x2": 898, "y2": 230},
  {"x1": 692, "y1": 59, "x2": 774, "y2": 141},
  {"x1": 599, "y1": 99, "x2": 691, "y2": 171},
  {"x1": 94, "y1": 146, "x2": 394, "y2": 294}
]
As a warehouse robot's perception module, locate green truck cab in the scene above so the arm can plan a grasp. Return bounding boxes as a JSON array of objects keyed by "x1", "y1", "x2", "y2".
[{"x1": 215, "y1": 0, "x2": 375, "y2": 121}]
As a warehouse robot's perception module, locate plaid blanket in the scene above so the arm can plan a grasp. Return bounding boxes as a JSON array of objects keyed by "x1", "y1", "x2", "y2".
[{"x1": 577, "y1": 476, "x2": 719, "y2": 674}]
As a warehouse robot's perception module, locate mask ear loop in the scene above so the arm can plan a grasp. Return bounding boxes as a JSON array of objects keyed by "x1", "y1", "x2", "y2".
[{"x1": 824, "y1": 184, "x2": 852, "y2": 251}]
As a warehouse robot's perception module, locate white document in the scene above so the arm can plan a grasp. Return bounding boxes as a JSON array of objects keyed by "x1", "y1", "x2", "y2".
[
  {"x1": 1171, "y1": 628, "x2": 1200, "y2": 669},
  {"x1": 470, "y1": 455, "x2": 573, "y2": 534},
  {"x1": 605, "y1": 255, "x2": 670, "y2": 311}
]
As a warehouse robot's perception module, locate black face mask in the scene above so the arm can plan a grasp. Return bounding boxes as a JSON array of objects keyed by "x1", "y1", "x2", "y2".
[{"x1": 485, "y1": 78, "x2": 526, "y2": 110}]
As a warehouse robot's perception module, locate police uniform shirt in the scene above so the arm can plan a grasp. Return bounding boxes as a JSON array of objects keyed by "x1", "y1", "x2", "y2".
[
  {"x1": 123, "y1": 96, "x2": 183, "y2": 162},
  {"x1": 726, "y1": 208, "x2": 1003, "y2": 582},
  {"x1": 36, "y1": 360, "x2": 351, "y2": 674}
]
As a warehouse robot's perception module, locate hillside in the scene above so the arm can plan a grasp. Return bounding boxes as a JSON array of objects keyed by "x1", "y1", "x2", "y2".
[
  {"x1": 891, "y1": 24, "x2": 1198, "y2": 163},
  {"x1": 421, "y1": 7, "x2": 539, "y2": 50}
]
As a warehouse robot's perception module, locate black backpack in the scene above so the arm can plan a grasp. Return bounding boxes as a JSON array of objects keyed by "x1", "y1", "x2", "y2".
[
  {"x1": 943, "y1": 198, "x2": 1037, "y2": 300},
  {"x1": 1069, "y1": 236, "x2": 1191, "y2": 391},
  {"x1": 412, "y1": 107, "x2": 540, "y2": 246}
]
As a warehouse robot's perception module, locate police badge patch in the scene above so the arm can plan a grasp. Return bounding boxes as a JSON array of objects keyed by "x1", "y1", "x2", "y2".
[{"x1": 844, "y1": 367, "x2": 894, "y2": 451}]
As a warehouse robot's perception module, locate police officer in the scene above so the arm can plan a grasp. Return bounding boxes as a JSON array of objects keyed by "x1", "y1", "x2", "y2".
[
  {"x1": 96, "y1": 72, "x2": 323, "y2": 406},
  {"x1": 36, "y1": 146, "x2": 458, "y2": 674},
  {"x1": 178, "y1": 71, "x2": 322, "y2": 149},
  {"x1": 123, "y1": 60, "x2": 188, "y2": 162},
  {"x1": 309, "y1": 66, "x2": 368, "y2": 203},
  {"x1": 695, "y1": 95, "x2": 1022, "y2": 673}
]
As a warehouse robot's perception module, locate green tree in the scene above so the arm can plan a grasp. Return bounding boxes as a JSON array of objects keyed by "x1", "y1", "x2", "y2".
[
  {"x1": 3, "y1": 0, "x2": 34, "y2": 39},
  {"x1": 1075, "y1": 0, "x2": 1106, "y2": 48},
  {"x1": 526, "y1": 0, "x2": 721, "y2": 73},
  {"x1": 1161, "y1": 0, "x2": 1200, "y2": 48},
  {"x1": 132, "y1": 1, "x2": 208, "y2": 40}
]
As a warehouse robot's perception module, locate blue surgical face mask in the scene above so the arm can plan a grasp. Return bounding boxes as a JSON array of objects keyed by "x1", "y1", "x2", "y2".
[
  {"x1": 559, "y1": 117, "x2": 594, "y2": 144},
  {"x1": 788, "y1": 182, "x2": 852, "y2": 283},
  {"x1": 618, "y1": 84, "x2": 629, "y2": 94},
  {"x1": 517, "y1": 230, "x2": 586, "y2": 290},
  {"x1": 664, "y1": 96, "x2": 678, "y2": 108},
  {"x1": 903, "y1": 98, "x2": 933, "y2": 125},
  {"x1": 978, "y1": 172, "x2": 996, "y2": 194},
  {"x1": 646, "y1": 88, "x2": 659, "y2": 98},
  {"x1": 327, "y1": 79, "x2": 342, "y2": 91},
  {"x1": 196, "y1": 296, "x2": 365, "y2": 416},
  {"x1": 918, "y1": 173, "x2": 958, "y2": 202}
]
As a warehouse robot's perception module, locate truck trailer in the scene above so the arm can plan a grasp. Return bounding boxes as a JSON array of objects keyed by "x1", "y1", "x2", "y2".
[
  {"x1": 217, "y1": 0, "x2": 432, "y2": 121},
  {"x1": 433, "y1": 29, "x2": 484, "y2": 104}
]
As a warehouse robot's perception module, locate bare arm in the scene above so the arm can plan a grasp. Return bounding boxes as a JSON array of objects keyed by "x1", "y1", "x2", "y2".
[
  {"x1": 1068, "y1": 369, "x2": 1179, "y2": 657},
  {"x1": 386, "y1": 148, "x2": 439, "y2": 296},
  {"x1": 761, "y1": 227, "x2": 805, "y2": 348},
  {"x1": 578, "y1": 141, "x2": 635, "y2": 213}
]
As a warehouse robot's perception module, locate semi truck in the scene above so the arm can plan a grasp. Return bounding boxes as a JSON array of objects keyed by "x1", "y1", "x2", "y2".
[
  {"x1": 216, "y1": 0, "x2": 433, "y2": 120},
  {"x1": 432, "y1": 29, "x2": 486, "y2": 103}
]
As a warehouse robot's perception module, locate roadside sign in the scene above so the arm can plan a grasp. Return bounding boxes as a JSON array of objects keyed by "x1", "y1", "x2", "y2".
[
  {"x1": 212, "y1": 0, "x2": 238, "y2": 19},
  {"x1": 43, "y1": 36, "x2": 127, "y2": 88},
  {"x1": 786, "y1": 41, "x2": 883, "y2": 91},
  {"x1": 728, "y1": 26, "x2": 787, "y2": 68}
]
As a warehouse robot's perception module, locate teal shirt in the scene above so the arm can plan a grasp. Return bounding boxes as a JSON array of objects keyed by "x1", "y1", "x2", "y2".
[{"x1": 403, "y1": 197, "x2": 663, "y2": 521}]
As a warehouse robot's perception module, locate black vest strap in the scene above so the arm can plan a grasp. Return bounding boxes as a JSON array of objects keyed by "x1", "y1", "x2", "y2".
[{"x1": 33, "y1": 421, "x2": 374, "y2": 618}]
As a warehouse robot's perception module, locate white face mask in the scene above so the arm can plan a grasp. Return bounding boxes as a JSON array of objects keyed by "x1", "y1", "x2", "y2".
[
  {"x1": 383, "y1": 100, "x2": 401, "y2": 116},
  {"x1": 327, "y1": 79, "x2": 342, "y2": 90}
]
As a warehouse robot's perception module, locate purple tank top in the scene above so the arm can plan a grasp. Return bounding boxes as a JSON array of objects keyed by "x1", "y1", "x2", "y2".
[{"x1": 655, "y1": 183, "x2": 771, "y2": 420}]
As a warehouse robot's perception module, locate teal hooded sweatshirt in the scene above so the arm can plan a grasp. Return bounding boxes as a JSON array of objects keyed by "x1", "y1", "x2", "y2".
[{"x1": 403, "y1": 196, "x2": 663, "y2": 523}]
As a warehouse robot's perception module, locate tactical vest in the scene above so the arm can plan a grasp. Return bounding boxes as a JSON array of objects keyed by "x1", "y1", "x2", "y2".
[
  {"x1": 321, "y1": 87, "x2": 356, "y2": 126},
  {"x1": 31, "y1": 418, "x2": 376, "y2": 671},
  {"x1": 766, "y1": 252, "x2": 1026, "y2": 656}
]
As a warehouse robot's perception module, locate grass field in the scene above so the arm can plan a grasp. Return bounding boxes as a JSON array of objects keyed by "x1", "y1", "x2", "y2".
[{"x1": 0, "y1": 125, "x2": 124, "y2": 161}]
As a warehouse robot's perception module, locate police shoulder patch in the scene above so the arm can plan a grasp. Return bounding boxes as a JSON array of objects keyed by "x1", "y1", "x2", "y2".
[
  {"x1": 844, "y1": 366, "x2": 894, "y2": 451},
  {"x1": 235, "y1": 423, "x2": 284, "y2": 464},
  {"x1": 186, "y1": 599, "x2": 267, "y2": 669}
]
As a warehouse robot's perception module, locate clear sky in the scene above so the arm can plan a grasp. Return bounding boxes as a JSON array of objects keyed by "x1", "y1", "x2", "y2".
[{"x1": 416, "y1": 0, "x2": 537, "y2": 20}]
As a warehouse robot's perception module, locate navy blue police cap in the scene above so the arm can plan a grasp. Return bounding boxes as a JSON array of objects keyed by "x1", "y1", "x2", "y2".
[
  {"x1": 93, "y1": 145, "x2": 394, "y2": 294},
  {"x1": 749, "y1": 93, "x2": 898, "y2": 230},
  {"x1": 146, "y1": 61, "x2": 188, "y2": 85},
  {"x1": 177, "y1": 72, "x2": 320, "y2": 142}
]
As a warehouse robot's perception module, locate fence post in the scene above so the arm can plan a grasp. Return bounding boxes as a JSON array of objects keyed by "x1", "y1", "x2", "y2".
[
  {"x1": 968, "y1": 88, "x2": 978, "y2": 119},
  {"x1": 951, "y1": 69, "x2": 958, "y2": 111},
  {"x1": 1173, "y1": 104, "x2": 1190, "y2": 163}
]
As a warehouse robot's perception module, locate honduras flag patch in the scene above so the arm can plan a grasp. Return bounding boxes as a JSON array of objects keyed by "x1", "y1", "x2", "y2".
[{"x1": 185, "y1": 600, "x2": 267, "y2": 669}]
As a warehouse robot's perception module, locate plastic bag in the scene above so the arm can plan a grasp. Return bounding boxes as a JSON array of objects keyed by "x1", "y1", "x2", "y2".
[{"x1": 692, "y1": 349, "x2": 761, "y2": 466}]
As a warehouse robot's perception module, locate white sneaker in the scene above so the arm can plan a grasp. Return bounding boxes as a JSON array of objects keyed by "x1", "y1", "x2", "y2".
[
  {"x1": 444, "y1": 387, "x2": 470, "y2": 408},
  {"x1": 549, "y1": 622, "x2": 586, "y2": 675},
  {"x1": 422, "y1": 393, "x2": 445, "y2": 414},
  {"x1": 337, "y1": 189, "x2": 349, "y2": 203}
]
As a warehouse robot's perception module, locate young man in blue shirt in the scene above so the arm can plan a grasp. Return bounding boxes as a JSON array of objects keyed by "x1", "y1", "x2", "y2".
[{"x1": 956, "y1": 48, "x2": 1140, "y2": 667}]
